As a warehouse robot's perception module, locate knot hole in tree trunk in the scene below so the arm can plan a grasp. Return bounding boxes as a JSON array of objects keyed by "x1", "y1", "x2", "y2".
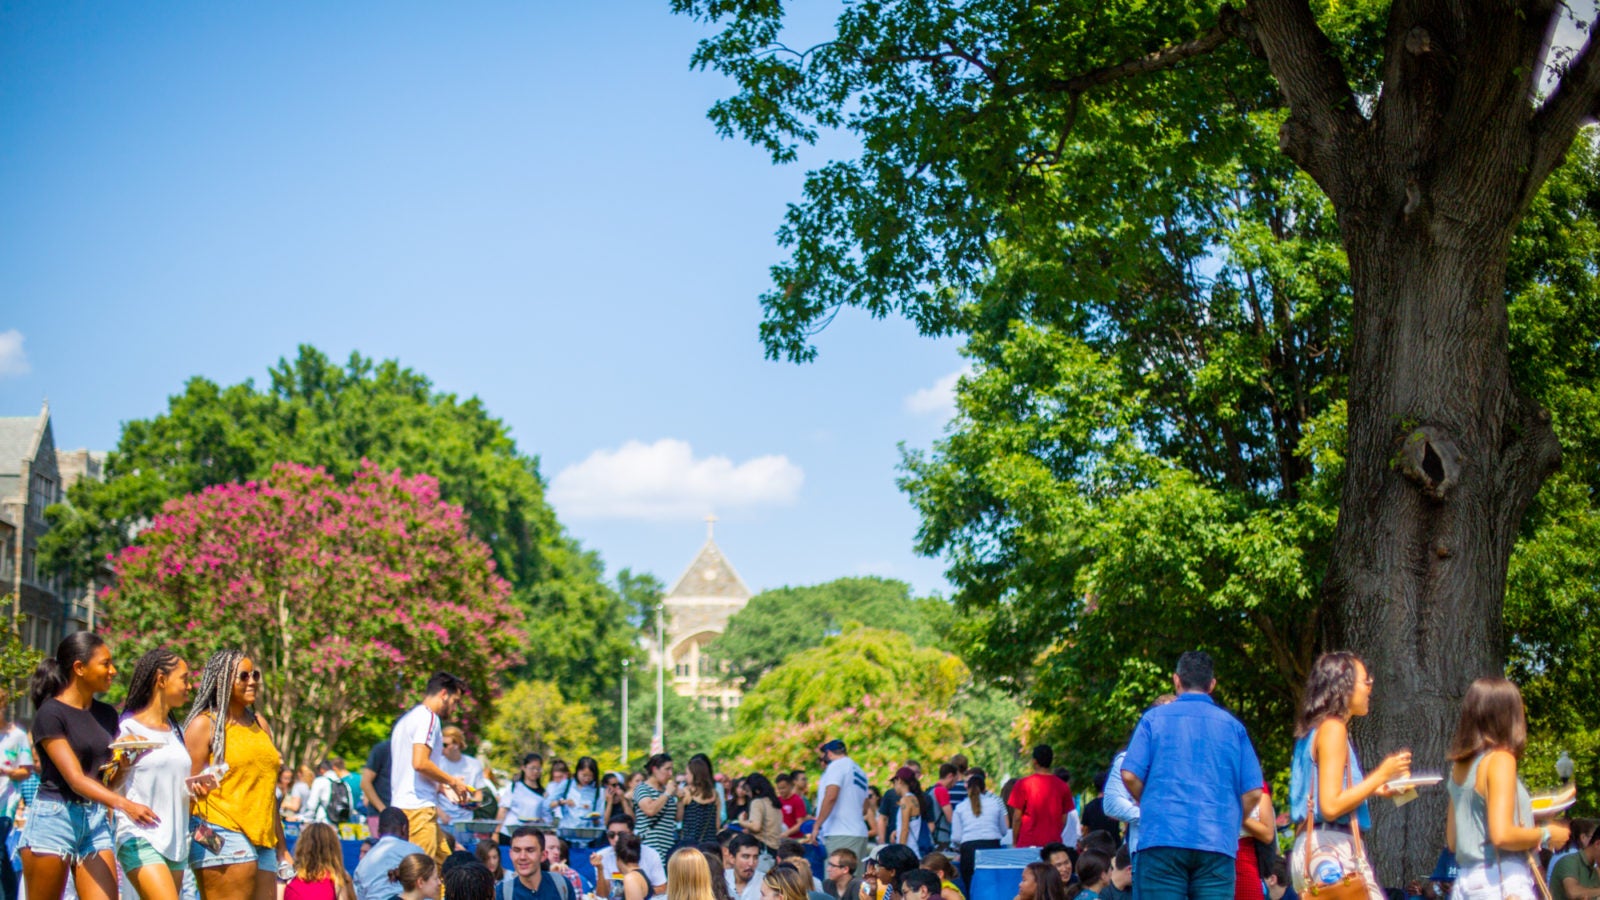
[{"x1": 1398, "y1": 426, "x2": 1461, "y2": 499}]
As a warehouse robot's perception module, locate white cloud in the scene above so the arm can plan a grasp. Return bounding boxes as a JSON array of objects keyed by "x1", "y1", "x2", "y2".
[
  {"x1": 904, "y1": 365, "x2": 972, "y2": 417},
  {"x1": 0, "y1": 330, "x2": 29, "y2": 377},
  {"x1": 549, "y1": 439, "x2": 804, "y2": 521}
]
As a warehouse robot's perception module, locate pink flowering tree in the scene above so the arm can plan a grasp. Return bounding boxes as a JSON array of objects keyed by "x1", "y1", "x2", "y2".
[{"x1": 102, "y1": 461, "x2": 525, "y2": 764}]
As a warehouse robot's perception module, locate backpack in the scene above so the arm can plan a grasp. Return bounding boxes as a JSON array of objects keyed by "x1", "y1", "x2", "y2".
[{"x1": 326, "y1": 776, "x2": 354, "y2": 824}]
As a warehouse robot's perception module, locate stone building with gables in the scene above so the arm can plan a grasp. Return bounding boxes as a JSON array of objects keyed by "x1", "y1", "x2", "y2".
[
  {"x1": 654, "y1": 520, "x2": 752, "y2": 718},
  {"x1": 2, "y1": 403, "x2": 105, "y2": 654}
]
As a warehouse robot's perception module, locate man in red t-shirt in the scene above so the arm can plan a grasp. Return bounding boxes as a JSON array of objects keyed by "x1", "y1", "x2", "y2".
[
  {"x1": 1007, "y1": 745, "x2": 1075, "y2": 847},
  {"x1": 776, "y1": 772, "x2": 810, "y2": 836}
]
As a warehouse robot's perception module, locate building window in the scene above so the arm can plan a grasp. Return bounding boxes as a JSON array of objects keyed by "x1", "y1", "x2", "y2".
[
  {"x1": 31, "y1": 474, "x2": 55, "y2": 521},
  {"x1": 22, "y1": 551, "x2": 35, "y2": 583},
  {"x1": 675, "y1": 663, "x2": 689, "y2": 677},
  {"x1": 0, "y1": 549, "x2": 12, "y2": 580}
]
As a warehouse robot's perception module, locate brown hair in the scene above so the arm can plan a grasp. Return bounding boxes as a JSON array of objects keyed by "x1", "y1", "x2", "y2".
[
  {"x1": 922, "y1": 852, "x2": 958, "y2": 883},
  {"x1": 763, "y1": 866, "x2": 810, "y2": 900},
  {"x1": 1447, "y1": 677, "x2": 1527, "y2": 762},
  {"x1": 295, "y1": 823, "x2": 353, "y2": 889},
  {"x1": 387, "y1": 853, "x2": 438, "y2": 891},
  {"x1": 1295, "y1": 652, "x2": 1362, "y2": 738}
]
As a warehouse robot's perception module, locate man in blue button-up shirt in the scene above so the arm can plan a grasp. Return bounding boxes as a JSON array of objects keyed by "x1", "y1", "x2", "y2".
[{"x1": 1120, "y1": 651, "x2": 1263, "y2": 900}]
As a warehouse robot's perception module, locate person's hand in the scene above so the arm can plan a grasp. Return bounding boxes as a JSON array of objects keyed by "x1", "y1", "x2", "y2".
[
  {"x1": 121, "y1": 800, "x2": 160, "y2": 827},
  {"x1": 590, "y1": 852, "x2": 604, "y2": 870},
  {"x1": 1545, "y1": 822, "x2": 1571, "y2": 848},
  {"x1": 1375, "y1": 749, "x2": 1412, "y2": 784}
]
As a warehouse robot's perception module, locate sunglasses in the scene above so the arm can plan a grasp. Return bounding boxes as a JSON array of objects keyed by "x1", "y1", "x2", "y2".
[
  {"x1": 607, "y1": 831, "x2": 627, "y2": 840},
  {"x1": 236, "y1": 671, "x2": 263, "y2": 684}
]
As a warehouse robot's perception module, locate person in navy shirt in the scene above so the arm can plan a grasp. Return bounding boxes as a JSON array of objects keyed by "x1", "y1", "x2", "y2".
[{"x1": 1120, "y1": 651, "x2": 1264, "y2": 900}]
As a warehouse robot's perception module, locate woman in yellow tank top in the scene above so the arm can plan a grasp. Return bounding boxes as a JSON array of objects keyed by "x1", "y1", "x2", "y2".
[{"x1": 183, "y1": 650, "x2": 291, "y2": 900}]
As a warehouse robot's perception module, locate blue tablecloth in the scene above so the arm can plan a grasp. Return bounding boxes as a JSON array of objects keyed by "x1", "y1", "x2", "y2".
[{"x1": 969, "y1": 848, "x2": 1038, "y2": 900}]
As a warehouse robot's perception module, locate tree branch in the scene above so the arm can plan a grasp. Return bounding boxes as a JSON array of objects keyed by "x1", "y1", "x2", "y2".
[
  {"x1": 1028, "y1": 10, "x2": 1245, "y2": 95},
  {"x1": 1532, "y1": 28, "x2": 1600, "y2": 187},
  {"x1": 1245, "y1": 0, "x2": 1367, "y2": 200}
]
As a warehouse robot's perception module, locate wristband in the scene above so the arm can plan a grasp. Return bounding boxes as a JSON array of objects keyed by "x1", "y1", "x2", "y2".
[{"x1": 1540, "y1": 826, "x2": 1551, "y2": 849}]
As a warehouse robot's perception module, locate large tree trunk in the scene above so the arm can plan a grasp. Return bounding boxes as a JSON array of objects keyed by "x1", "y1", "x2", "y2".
[{"x1": 1319, "y1": 208, "x2": 1561, "y2": 881}]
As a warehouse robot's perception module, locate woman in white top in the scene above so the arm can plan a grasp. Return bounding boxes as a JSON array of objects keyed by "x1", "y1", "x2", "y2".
[
  {"x1": 493, "y1": 753, "x2": 550, "y2": 843},
  {"x1": 952, "y1": 772, "x2": 1007, "y2": 894},
  {"x1": 117, "y1": 649, "x2": 205, "y2": 900},
  {"x1": 549, "y1": 757, "x2": 605, "y2": 829}
]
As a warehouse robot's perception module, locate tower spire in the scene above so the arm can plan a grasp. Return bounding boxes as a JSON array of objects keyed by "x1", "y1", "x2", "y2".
[{"x1": 705, "y1": 514, "x2": 718, "y2": 541}]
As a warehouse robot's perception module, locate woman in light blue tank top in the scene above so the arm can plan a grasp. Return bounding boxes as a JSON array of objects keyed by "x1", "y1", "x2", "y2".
[
  {"x1": 1446, "y1": 678, "x2": 1569, "y2": 900},
  {"x1": 1287, "y1": 653, "x2": 1413, "y2": 900}
]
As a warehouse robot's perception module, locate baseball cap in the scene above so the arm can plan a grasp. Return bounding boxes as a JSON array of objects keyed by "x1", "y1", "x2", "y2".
[{"x1": 819, "y1": 739, "x2": 847, "y2": 754}]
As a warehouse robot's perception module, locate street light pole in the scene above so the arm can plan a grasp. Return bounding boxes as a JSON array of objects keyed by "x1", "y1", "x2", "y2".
[
  {"x1": 621, "y1": 659, "x2": 630, "y2": 766},
  {"x1": 653, "y1": 604, "x2": 665, "y2": 752}
]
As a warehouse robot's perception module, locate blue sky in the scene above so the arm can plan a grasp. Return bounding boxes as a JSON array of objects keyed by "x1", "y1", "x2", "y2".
[{"x1": 0, "y1": 1, "x2": 966, "y2": 598}]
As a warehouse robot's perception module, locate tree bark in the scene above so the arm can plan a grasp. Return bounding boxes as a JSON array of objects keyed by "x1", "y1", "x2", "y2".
[{"x1": 1319, "y1": 202, "x2": 1561, "y2": 881}]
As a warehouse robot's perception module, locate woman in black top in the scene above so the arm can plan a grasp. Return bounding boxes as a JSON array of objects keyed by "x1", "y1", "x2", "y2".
[
  {"x1": 677, "y1": 755, "x2": 721, "y2": 846},
  {"x1": 20, "y1": 632, "x2": 158, "y2": 900}
]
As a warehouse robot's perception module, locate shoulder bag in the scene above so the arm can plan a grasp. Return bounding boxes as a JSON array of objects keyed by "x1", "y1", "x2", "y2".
[{"x1": 1300, "y1": 745, "x2": 1371, "y2": 900}]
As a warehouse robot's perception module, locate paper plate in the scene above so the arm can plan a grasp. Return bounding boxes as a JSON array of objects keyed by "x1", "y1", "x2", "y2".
[
  {"x1": 109, "y1": 739, "x2": 164, "y2": 751},
  {"x1": 1531, "y1": 793, "x2": 1577, "y2": 816},
  {"x1": 1385, "y1": 774, "x2": 1444, "y2": 790}
]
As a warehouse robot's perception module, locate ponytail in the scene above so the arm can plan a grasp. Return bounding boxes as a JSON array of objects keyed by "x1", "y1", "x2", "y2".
[
  {"x1": 31, "y1": 632, "x2": 106, "y2": 709},
  {"x1": 967, "y1": 773, "x2": 985, "y2": 816}
]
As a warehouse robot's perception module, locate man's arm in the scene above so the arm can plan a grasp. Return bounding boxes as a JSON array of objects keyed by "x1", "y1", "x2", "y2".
[
  {"x1": 360, "y1": 767, "x2": 385, "y2": 812},
  {"x1": 1102, "y1": 753, "x2": 1140, "y2": 825},
  {"x1": 810, "y1": 784, "x2": 839, "y2": 843},
  {"x1": 1120, "y1": 772, "x2": 1144, "y2": 803},
  {"x1": 411, "y1": 742, "x2": 468, "y2": 794},
  {"x1": 1560, "y1": 876, "x2": 1600, "y2": 900}
]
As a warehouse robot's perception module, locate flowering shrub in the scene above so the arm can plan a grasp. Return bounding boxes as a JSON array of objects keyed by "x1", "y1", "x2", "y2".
[
  {"x1": 716, "y1": 628, "x2": 968, "y2": 781},
  {"x1": 102, "y1": 461, "x2": 524, "y2": 764}
]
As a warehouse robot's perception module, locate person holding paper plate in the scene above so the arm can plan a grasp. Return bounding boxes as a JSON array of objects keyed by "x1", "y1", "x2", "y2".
[
  {"x1": 1287, "y1": 652, "x2": 1412, "y2": 900},
  {"x1": 117, "y1": 648, "x2": 203, "y2": 900},
  {"x1": 1445, "y1": 677, "x2": 1569, "y2": 900}
]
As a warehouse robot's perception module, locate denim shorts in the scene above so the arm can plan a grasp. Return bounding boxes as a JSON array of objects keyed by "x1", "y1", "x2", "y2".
[
  {"x1": 18, "y1": 798, "x2": 114, "y2": 863},
  {"x1": 189, "y1": 817, "x2": 275, "y2": 871},
  {"x1": 117, "y1": 837, "x2": 186, "y2": 873}
]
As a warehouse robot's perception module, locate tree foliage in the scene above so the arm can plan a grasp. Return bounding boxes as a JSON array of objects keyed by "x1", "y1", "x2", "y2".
[
  {"x1": 101, "y1": 461, "x2": 524, "y2": 764},
  {"x1": 483, "y1": 679, "x2": 600, "y2": 770},
  {"x1": 42, "y1": 346, "x2": 638, "y2": 702},
  {"x1": 716, "y1": 628, "x2": 968, "y2": 783},
  {"x1": 0, "y1": 626, "x2": 42, "y2": 700},
  {"x1": 707, "y1": 577, "x2": 950, "y2": 689}
]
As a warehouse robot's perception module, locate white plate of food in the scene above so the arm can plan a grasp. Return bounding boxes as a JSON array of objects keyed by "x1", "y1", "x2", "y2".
[
  {"x1": 108, "y1": 739, "x2": 164, "y2": 752},
  {"x1": 1531, "y1": 787, "x2": 1577, "y2": 817},
  {"x1": 1385, "y1": 774, "x2": 1444, "y2": 791}
]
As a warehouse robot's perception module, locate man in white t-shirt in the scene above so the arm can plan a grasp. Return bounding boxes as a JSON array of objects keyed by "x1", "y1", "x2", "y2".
[
  {"x1": 389, "y1": 672, "x2": 473, "y2": 862},
  {"x1": 808, "y1": 739, "x2": 870, "y2": 870},
  {"x1": 589, "y1": 814, "x2": 667, "y2": 895},
  {"x1": 1, "y1": 689, "x2": 36, "y2": 900}
]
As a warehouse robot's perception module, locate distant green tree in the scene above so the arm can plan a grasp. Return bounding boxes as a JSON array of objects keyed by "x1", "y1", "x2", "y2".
[
  {"x1": 0, "y1": 625, "x2": 42, "y2": 700},
  {"x1": 40, "y1": 345, "x2": 636, "y2": 701},
  {"x1": 707, "y1": 577, "x2": 951, "y2": 689},
  {"x1": 716, "y1": 627, "x2": 968, "y2": 783}
]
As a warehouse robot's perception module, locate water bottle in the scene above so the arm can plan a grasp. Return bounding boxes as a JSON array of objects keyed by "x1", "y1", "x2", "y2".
[{"x1": 1311, "y1": 856, "x2": 1344, "y2": 886}]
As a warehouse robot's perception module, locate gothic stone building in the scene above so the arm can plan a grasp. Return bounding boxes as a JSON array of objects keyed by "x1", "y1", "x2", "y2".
[{"x1": 655, "y1": 524, "x2": 752, "y2": 718}]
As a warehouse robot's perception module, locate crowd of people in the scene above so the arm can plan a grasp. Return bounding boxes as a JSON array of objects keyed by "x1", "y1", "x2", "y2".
[{"x1": 0, "y1": 635, "x2": 1595, "y2": 900}]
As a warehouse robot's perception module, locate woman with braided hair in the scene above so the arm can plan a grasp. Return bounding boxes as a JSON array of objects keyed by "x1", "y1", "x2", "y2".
[
  {"x1": 183, "y1": 650, "x2": 291, "y2": 900},
  {"x1": 116, "y1": 649, "x2": 199, "y2": 900}
]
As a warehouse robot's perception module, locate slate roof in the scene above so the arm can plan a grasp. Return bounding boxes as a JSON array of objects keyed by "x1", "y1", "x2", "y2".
[
  {"x1": 0, "y1": 412, "x2": 45, "y2": 477},
  {"x1": 666, "y1": 538, "x2": 753, "y2": 602}
]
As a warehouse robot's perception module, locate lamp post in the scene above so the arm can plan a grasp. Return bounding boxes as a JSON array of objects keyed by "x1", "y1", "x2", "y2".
[
  {"x1": 652, "y1": 604, "x2": 665, "y2": 754},
  {"x1": 621, "y1": 659, "x2": 630, "y2": 766}
]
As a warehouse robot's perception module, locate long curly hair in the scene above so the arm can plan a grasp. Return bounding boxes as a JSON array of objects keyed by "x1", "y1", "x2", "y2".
[
  {"x1": 1295, "y1": 651, "x2": 1362, "y2": 738},
  {"x1": 123, "y1": 648, "x2": 184, "y2": 721},
  {"x1": 183, "y1": 648, "x2": 251, "y2": 765}
]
